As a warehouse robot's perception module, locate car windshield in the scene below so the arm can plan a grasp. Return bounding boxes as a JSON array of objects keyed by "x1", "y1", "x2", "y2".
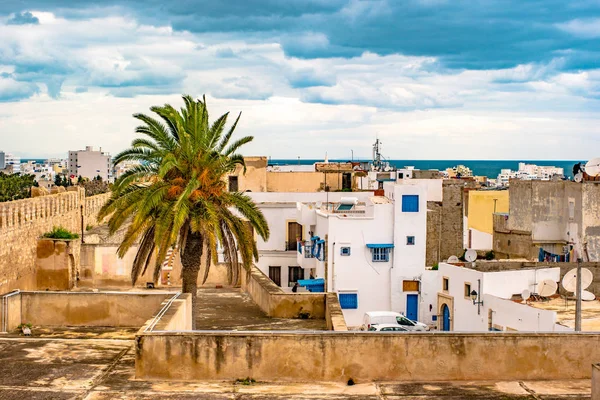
[{"x1": 397, "y1": 316, "x2": 415, "y2": 326}]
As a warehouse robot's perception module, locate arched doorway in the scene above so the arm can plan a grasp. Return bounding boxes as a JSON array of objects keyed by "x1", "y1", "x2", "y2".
[{"x1": 441, "y1": 304, "x2": 450, "y2": 331}]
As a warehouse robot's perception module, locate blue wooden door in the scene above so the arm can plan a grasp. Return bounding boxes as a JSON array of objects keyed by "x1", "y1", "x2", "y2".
[
  {"x1": 442, "y1": 304, "x2": 450, "y2": 331},
  {"x1": 406, "y1": 294, "x2": 418, "y2": 321}
]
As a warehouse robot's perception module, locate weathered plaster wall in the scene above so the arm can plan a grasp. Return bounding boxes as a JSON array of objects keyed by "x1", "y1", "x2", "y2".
[
  {"x1": 266, "y1": 172, "x2": 345, "y2": 192},
  {"x1": 35, "y1": 239, "x2": 80, "y2": 291},
  {"x1": 242, "y1": 265, "x2": 326, "y2": 319},
  {"x1": 496, "y1": 180, "x2": 600, "y2": 261},
  {"x1": 21, "y1": 291, "x2": 170, "y2": 327},
  {"x1": 583, "y1": 183, "x2": 600, "y2": 261},
  {"x1": 136, "y1": 331, "x2": 600, "y2": 382},
  {"x1": 441, "y1": 181, "x2": 465, "y2": 259},
  {"x1": 426, "y1": 203, "x2": 442, "y2": 266},
  {"x1": 229, "y1": 156, "x2": 268, "y2": 192}
]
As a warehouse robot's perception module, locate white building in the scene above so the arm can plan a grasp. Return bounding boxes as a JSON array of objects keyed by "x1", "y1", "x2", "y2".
[
  {"x1": 497, "y1": 163, "x2": 564, "y2": 187},
  {"x1": 0, "y1": 152, "x2": 21, "y2": 174},
  {"x1": 68, "y1": 146, "x2": 112, "y2": 181},
  {"x1": 248, "y1": 182, "x2": 431, "y2": 328},
  {"x1": 436, "y1": 263, "x2": 568, "y2": 332}
]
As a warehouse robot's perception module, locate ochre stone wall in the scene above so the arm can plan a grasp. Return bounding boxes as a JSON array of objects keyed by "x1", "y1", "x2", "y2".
[
  {"x1": 242, "y1": 265, "x2": 326, "y2": 319},
  {"x1": 136, "y1": 331, "x2": 600, "y2": 382},
  {"x1": 0, "y1": 189, "x2": 109, "y2": 293},
  {"x1": 35, "y1": 239, "x2": 80, "y2": 291}
]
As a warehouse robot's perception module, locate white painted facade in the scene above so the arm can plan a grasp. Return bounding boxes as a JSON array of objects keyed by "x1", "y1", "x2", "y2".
[
  {"x1": 467, "y1": 227, "x2": 493, "y2": 250},
  {"x1": 0, "y1": 152, "x2": 21, "y2": 173},
  {"x1": 437, "y1": 263, "x2": 566, "y2": 332},
  {"x1": 249, "y1": 192, "x2": 374, "y2": 290},
  {"x1": 292, "y1": 181, "x2": 429, "y2": 327},
  {"x1": 68, "y1": 146, "x2": 112, "y2": 181}
]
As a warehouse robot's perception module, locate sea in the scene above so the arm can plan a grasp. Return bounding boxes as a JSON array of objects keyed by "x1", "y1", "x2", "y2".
[
  {"x1": 268, "y1": 159, "x2": 580, "y2": 179},
  {"x1": 22, "y1": 158, "x2": 581, "y2": 179}
]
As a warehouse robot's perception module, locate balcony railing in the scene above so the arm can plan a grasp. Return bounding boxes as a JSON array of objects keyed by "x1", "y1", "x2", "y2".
[{"x1": 300, "y1": 241, "x2": 315, "y2": 258}]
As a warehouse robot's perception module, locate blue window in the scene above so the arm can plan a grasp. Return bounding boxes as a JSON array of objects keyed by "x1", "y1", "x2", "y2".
[
  {"x1": 407, "y1": 236, "x2": 415, "y2": 245},
  {"x1": 340, "y1": 247, "x2": 351, "y2": 256},
  {"x1": 339, "y1": 293, "x2": 358, "y2": 309},
  {"x1": 402, "y1": 195, "x2": 419, "y2": 212},
  {"x1": 371, "y1": 247, "x2": 389, "y2": 262}
]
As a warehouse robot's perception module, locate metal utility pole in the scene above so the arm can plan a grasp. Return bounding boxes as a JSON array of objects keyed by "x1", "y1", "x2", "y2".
[{"x1": 575, "y1": 258, "x2": 582, "y2": 332}]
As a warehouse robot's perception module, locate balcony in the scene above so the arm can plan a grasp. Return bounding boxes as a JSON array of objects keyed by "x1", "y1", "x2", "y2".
[{"x1": 297, "y1": 241, "x2": 317, "y2": 270}]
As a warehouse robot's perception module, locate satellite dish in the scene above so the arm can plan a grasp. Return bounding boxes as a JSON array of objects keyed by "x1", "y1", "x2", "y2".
[
  {"x1": 447, "y1": 255, "x2": 459, "y2": 263},
  {"x1": 465, "y1": 249, "x2": 477, "y2": 262},
  {"x1": 521, "y1": 289, "x2": 531, "y2": 301},
  {"x1": 562, "y1": 268, "x2": 594, "y2": 292},
  {"x1": 574, "y1": 173, "x2": 583, "y2": 183},
  {"x1": 585, "y1": 158, "x2": 600, "y2": 177},
  {"x1": 537, "y1": 280, "x2": 558, "y2": 297},
  {"x1": 581, "y1": 290, "x2": 596, "y2": 301}
]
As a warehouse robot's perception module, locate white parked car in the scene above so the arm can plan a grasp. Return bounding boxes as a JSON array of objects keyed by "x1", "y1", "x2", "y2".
[
  {"x1": 361, "y1": 311, "x2": 429, "y2": 331},
  {"x1": 367, "y1": 324, "x2": 409, "y2": 332}
]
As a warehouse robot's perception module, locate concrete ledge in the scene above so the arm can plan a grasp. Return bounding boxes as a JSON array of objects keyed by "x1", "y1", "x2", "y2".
[
  {"x1": 325, "y1": 293, "x2": 348, "y2": 331},
  {"x1": 242, "y1": 266, "x2": 325, "y2": 319},
  {"x1": 140, "y1": 293, "x2": 192, "y2": 332},
  {"x1": 136, "y1": 331, "x2": 600, "y2": 382}
]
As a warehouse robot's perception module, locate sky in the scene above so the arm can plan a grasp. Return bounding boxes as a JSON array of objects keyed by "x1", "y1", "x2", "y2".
[{"x1": 1, "y1": 0, "x2": 600, "y2": 160}]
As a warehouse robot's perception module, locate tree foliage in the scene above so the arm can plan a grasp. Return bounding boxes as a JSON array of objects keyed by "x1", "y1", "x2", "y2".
[
  {"x1": 0, "y1": 173, "x2": 36, "y2": 202},
  {"x1": 98, "y1": 94, "x2": 269, "y2": 297}
]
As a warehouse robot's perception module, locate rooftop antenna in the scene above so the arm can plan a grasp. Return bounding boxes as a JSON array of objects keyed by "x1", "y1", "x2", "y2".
[{"x1": 373, "y1": 136, "x2": 383, "y2": 171}]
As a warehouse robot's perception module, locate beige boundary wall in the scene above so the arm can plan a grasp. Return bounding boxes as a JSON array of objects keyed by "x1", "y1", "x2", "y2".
[
  {"x1": 241, "y1": 266, "x2": 326, "y2": 319},
  {"x1": 1, "y1": 291, "x2": 172, "y2": 331},
  {"x1": 136, "y1": 331, "x2": 600, "y2": 382}
]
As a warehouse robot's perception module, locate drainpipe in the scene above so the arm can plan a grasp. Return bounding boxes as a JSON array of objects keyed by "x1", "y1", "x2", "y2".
[
  {"x1": 80, "y1": 204, "x2": 85, "y2": 244},
  {"x1": 575, "y1": 258, "x2": 582, "y2": 332},
  {"x1": 331, "y1": 241, "x2": 336, "y2": 292}
]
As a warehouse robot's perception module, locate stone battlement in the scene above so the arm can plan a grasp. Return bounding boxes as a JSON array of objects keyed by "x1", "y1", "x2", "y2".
[{"x1": 0, "y1": 189, "x2": 110, "y2": 293}]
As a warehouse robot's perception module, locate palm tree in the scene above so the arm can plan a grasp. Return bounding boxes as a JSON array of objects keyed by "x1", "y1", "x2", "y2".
[{"x1": 98, "y1": 95, "x2": 269, "y2": 328}]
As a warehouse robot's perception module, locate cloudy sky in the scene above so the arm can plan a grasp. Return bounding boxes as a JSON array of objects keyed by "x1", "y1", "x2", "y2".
[{"x1": 1, "y1": 0, "x2": 600, "y2": 160}]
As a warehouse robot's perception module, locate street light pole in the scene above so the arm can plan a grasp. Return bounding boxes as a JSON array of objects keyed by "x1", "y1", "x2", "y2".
[{"x1": 575, "y1": 258, "x2": 582, "y2": 332}]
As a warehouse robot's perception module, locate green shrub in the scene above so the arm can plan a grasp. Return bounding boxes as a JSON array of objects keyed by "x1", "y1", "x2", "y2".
[
  {"x1": 485, "y1": 250, "x2": 495, "y2": 260},
  {"x1": 43, "y1": 226, "x2": 79, "y2": 240},
  {"x1": 432, "y1": 263, "x2": 439, "y2": 270}
]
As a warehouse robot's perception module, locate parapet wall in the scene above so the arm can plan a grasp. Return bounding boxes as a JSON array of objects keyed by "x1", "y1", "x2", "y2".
[
  {"x1": 20, "y1": 291, "x2": 171, "y2": 328},
  {"x1": 242, "y1": 266, "x2": 326, "y2": 319},
  {"x1": 139, "y1": 292, "x2": 192, "y2": 333},
  {"x1": 0, "y1": 189, "x2": 109, "y2": 293},
  {"x1": 136, "y1": 331, "x2": 600, "y2": 382}
]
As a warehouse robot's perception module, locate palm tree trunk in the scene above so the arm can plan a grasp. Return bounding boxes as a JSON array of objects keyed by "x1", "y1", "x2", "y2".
[{"x1": 180, "y1": 231, "x2": 203, "y2": 330}]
